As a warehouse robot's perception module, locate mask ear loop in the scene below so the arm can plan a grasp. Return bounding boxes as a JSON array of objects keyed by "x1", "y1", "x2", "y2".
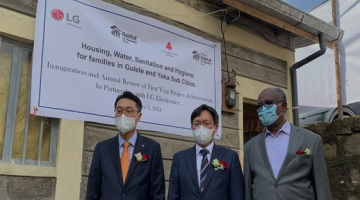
[
  {"x1": 277, "y1": 111, "x2": 284, "y2": 117},
  {"x1": 135, "y1": 112, "x2": 140, "y2": 118},
  {"x1": 276, "y1": 103, "x2": 287, "y2": 117},
  {"x1": 132, "y1": 112, "x2": 142, "y2": 122},
  {"x1": 210, "y1": 126, "x2": 216, "y2": 140}
]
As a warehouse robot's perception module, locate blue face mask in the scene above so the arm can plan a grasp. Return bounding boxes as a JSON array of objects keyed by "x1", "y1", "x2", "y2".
[{"x1": 257, "y1": 104, "x2": 281, "y2": 126}]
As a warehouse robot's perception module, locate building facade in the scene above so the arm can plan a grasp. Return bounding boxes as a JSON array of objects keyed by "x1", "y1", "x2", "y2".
[{"x1": 0, "y1": 0, "x2": 340, "y2": 199}]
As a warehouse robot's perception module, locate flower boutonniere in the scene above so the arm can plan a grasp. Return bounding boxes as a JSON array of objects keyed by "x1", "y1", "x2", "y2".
[
  {"x1": 212, "y1": 159, "x2": 229, "y2": 171},
  {"x1": 134, "y1": 152, "x2": 149, "y2": 164},
  {"x1": 296, "y1": 148, "x2": 311, "y2": 155}
]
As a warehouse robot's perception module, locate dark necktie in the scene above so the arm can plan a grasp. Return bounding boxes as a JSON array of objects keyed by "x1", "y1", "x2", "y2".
[{"x1": 199, "y1": 149, "x2": 209, "y2": 191}]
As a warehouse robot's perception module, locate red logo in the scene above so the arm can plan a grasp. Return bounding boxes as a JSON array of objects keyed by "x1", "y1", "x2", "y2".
[
  {"x1": 51, "y1": 9, "x2": 64, "y2": 21},
  {"x1": 166, "y1": 42, "x2": 172, "y2": 50}
]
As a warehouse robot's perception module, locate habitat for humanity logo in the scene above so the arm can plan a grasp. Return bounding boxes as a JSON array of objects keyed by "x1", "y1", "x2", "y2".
[
  {"x1": 50, "y1": 8, "x2": 82, "y2": 29},
  {"x1": 110, "y1": 25, "x2": 138, "y2": 44},
  {"x1": 192, "y1": 51, "x2": 200, "y2": 61},
  {"x1": 192, "y1": 50, "x2": 212, "y2": 66},
  {"x1": 161, "y1": 42, "x2": 178, "y2": 58}
]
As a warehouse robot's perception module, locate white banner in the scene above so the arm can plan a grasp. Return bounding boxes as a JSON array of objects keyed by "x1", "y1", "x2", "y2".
[{"x1": 31, "y1": 0, "x2": 222, "y2": 137}]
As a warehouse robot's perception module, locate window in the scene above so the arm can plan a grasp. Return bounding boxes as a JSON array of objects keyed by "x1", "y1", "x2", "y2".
[{"x1": 0, "y1": 36, "x2": 58, "y2": 166}]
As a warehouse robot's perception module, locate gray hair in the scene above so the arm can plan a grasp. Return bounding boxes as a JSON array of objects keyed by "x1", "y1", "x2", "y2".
[{"x1": 275, "y1": 88, "x2": 287, "y2": 102}]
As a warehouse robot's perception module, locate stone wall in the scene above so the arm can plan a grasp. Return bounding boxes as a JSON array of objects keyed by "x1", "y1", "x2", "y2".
[
  {"x1": 0, "y1": 175, "x2": 56, "y2": 200},
  {"x1": 306, "y1": 116, "x2": 360, "y2": 200}
]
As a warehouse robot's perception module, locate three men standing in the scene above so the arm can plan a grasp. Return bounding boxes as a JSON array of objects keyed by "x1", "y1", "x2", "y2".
[{"x1": 87, "y1": 88, "x2": 331, "y2": 200}]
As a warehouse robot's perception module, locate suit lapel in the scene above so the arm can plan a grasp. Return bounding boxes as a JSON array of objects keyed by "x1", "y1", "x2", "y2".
[
  {"x1": 185, "y1": 146, "x2": 201, "y2": 194},
  {"x1": 258, "y1": 133, "x2": 276, "y2": 180},
  {"x1": 202, "y1": 144, "x2": 224, "y2": 195},
  {"x1": 124, "y1": 134, "x2": 147, "y2": 186},
  {"x1": 277, "y1": 125, "x2": 301, "y2": 179},
  {"x1": 108, "y1": 135, "x2": 124, "y2": 188}
]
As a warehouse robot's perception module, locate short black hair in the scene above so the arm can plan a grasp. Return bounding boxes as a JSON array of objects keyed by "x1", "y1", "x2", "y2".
[
  {"x1": 114, "y1": 91, "x2": 142, "y2": 112},
  {"x1": 190, "y1": 104, "x2": 219, "y2": 125}
]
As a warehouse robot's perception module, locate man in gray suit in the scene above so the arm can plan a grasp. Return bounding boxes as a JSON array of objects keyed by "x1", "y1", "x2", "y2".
[{"x1": 244, "y1": 88, "x2": 332, "y2": 200}]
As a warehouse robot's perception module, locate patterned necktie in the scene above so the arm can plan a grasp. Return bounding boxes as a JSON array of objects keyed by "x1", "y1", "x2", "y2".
[
  {"x1": 121, "y1": 141, "x2": 130, "y2": 183},
  {"x1": 199, "y1": 149, "x2": 209, "y2": 191}
]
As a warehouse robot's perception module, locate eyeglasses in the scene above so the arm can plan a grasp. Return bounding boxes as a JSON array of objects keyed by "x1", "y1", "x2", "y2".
[
  {"x1": 254, "y1": 100, "x2": 282, "y2": 112},
  {"x1": 114, "y1": 108, "x2": 139, "y2": 116},
  {"x1": 192, "y1": 121, "x2": 215, "y2": 129}
]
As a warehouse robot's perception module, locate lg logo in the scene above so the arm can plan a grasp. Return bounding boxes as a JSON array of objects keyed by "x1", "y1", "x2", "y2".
[
  {"x1": 51, "y1": 9, "x2": 80, "y2": 24},
  {"x1": 51, "y1": 9, "x2": 64, "y2": 21}
]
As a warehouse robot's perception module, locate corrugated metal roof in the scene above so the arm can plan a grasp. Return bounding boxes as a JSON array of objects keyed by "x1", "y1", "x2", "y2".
[{"x1": 206, "y1": 0, "x2": 344, "y2": 48}]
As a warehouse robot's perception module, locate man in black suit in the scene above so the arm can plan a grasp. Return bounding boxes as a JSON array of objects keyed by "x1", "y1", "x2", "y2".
[
  {"x1": 86, "y1": 91, "x2": 165, "y2": 200},
  {"x1": 168, "y1": 104, "x2": 245, "y2": 200}
]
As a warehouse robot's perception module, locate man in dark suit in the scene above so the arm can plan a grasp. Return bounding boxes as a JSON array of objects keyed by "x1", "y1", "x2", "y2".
[
  {"x1": 86, "y1": 91, "x2": 165, "y2": 200},
  {"x1": 244, "y1": 88, "x2": 332, "y2": 200},
  {"x1": 168, "y1": 104, "x2": 245, "y2": 200}
]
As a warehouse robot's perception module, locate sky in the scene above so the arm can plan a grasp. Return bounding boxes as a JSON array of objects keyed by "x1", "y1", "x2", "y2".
[{"x1": 281, "y1": 0, "x2": 327, "y2": 12}]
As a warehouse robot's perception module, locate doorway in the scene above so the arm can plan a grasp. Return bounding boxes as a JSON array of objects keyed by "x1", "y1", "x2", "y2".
[{"x1": 243, "y1": 102, "x2": 264, "y2": 144}]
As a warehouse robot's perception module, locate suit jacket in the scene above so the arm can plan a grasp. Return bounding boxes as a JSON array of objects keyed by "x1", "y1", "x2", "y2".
[
  {"x1": 244, "y1": 125, "x2": 332, "y2": 200},
  {"x1": 86, "y1": 133, "x2": 165, "y2": 200},
  {"x1": 168, "y1": 143, "x2": 245, "y2": 200}
]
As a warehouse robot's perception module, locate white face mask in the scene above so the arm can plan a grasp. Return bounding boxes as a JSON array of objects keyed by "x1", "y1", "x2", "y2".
[
  {"x1": 192, "y1": 125, "x2": 215, "y2": 145},
  {"x1": 115, "y1": 114, "x2": 138, "y2": 134}
]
